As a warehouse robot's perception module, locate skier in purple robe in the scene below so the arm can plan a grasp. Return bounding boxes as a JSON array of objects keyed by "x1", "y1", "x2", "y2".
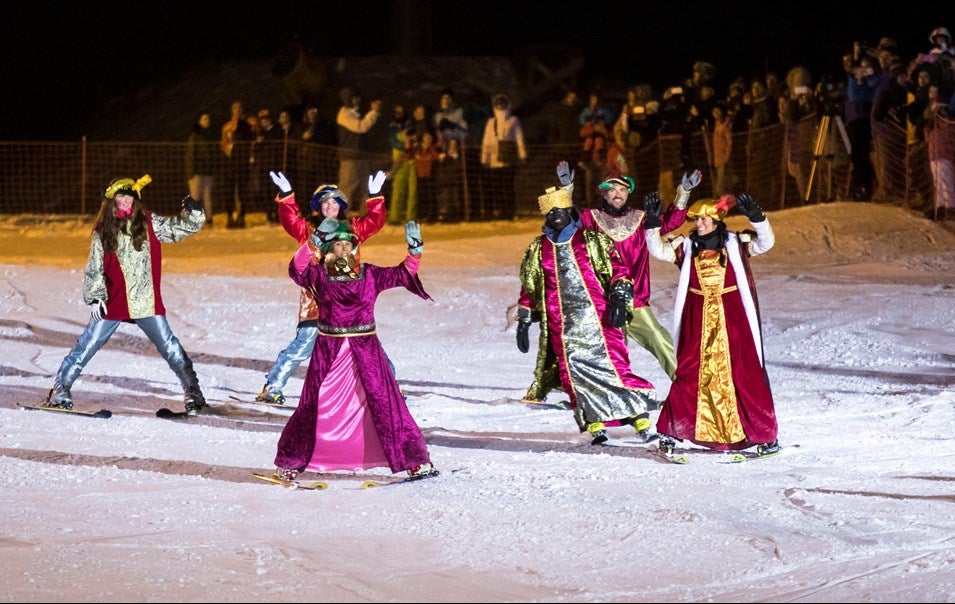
[{"x1": 271, "y1": 220, "x2": 436, "y2": 482}]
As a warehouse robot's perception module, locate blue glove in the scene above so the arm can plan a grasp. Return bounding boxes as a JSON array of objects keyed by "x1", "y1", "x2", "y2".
[
  {"x1": 368, "y1": 170, "x2": 387, "y2": 196},
  {"x1": 556, "y1": 160, "x2": 575, "y2": 187},
  {"x1": 404, "y1": 221, "x2": 423, "y2": 254},
  {"x1": 90, "y1": 300, "x2": 107, "y2": 322},
  {"x1": 270, "y1": 171, "x2": 292, "y2": 195},
  {"x1": 317, "y1": 217, "x2": 339, "y2": 234}
]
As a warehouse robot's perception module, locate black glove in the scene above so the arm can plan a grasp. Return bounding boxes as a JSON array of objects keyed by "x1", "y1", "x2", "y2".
[
  {"x1": 735, "y1": 193, "x2": 765, "y2": 222},
  {"x1": 182, "y1": 195, "x2": 202, "y2": 213},
  {"x1": 516, "y1": 307, "x2": 532, "y2": 354},
  {"x1": 608, "y1": 280, "x2": 634, "y2": 328},
  {"x1": 642, "y1": 192, "x2": 662, "y2": 229}
]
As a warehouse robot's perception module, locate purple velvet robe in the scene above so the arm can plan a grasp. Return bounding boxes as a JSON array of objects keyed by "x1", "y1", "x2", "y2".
[{"x1": 274, "y1": 255, "x2": 432, "y2": 474}]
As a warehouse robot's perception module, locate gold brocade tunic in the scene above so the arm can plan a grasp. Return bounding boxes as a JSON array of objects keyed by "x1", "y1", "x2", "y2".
[{"x1": 692, "y1": 251, "x2": 746, "y2": 444}]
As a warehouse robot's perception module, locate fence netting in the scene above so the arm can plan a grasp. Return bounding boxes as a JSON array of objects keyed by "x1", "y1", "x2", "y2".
[{"x1": 0, "y1": 113, "x2": 948, "y2": 220}]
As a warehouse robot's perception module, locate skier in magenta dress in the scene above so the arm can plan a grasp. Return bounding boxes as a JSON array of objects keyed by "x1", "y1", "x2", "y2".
[{"x1": 271, "y1": 220, "x2": 435, "y2": 481}]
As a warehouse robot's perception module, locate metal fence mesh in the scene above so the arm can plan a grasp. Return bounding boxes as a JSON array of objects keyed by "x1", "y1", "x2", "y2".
[{"x1": 0, "y1": 113, "x2": 948, "y2": 220}]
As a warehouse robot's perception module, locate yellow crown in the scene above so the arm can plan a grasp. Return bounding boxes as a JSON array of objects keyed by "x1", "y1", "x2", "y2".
[
  {"x1": 537, "y1": 186, "x2": 572, "y2": 215},
  {"x1": 105, "y1": 174, "x2": 152, "y2": 200}
]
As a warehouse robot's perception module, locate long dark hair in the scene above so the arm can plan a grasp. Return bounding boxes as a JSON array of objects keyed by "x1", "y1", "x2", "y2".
[{"x1": 95, "y1": 199, "x2": 148, "y2": 253}]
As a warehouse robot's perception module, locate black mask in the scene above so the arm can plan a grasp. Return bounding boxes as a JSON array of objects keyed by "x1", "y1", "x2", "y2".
[{"x1": 545, "y1": 207, "x2": 573, "y2": 231}]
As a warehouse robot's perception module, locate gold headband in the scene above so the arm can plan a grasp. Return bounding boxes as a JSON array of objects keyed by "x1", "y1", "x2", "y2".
[{"x1": 537, "y1": 186, "x2": 572, "y2": 215}]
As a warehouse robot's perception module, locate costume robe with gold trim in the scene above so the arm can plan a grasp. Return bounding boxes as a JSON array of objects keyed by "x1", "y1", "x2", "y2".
[
  {"x1": 656, "y1": 231, "x2": 778, "y2": 450},
  {"x1": 518, "y1": 227, "x2": 655, "y2": 431}
]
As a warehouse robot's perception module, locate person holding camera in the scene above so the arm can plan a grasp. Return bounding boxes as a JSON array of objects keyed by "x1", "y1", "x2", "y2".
[
  {"x1": 336, "y1": 87, "x2": 382, "y2": 216},
  {"x1": 844, "y1": 43, "x2": 882, "y2": 201}
]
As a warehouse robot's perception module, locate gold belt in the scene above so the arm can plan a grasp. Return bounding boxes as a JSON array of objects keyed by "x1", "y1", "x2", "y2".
[{"x1": 689, "y1": 285, "x2": 738, "y2": 296}]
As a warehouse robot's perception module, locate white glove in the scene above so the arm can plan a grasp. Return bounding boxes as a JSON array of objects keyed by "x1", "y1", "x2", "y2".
[
  {"x1": 90, "y1": 300, "x2": 107, "y2": 322},
  {"x1": 368, "y1": 170, "x2": 387, "y2": 196},
  {"x1": 680, "y1": 170, "x2": 703, "y2": 190},
  {"x1": 270, "y1": 171, "x2": 292, "y2": 195}
]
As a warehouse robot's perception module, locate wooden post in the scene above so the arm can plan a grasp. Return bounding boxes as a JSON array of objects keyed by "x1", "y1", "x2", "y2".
[{"x1": 81, "y1": 136, "x2": 87, "y2": 214}]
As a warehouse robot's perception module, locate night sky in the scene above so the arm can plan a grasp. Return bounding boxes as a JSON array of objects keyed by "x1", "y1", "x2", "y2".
[{"x1": 0, "y1": 1, "x2": 943, "y2": 140}]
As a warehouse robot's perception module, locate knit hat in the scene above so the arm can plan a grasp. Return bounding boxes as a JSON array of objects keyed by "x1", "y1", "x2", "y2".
[
  {"x1": 318, "y1": 221, "x2": 358, "y2": 255},
  {"x1": 104, "y1": 174, "x2": 151, "y2": 200},
  {"x1": 310, "y1": 184, "x2": 348, "y2": 212},
  {"x1": 687, "y1": 195, "x2": 737, "y2": 221},
  {"x1": 537, "y1": 186, "x2": 572, "y2": 215}
]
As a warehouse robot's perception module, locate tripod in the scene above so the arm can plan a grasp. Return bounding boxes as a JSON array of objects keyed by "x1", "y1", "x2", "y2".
[{"x1": 804, "y1": 113, "x2": 851, "y2": 203}]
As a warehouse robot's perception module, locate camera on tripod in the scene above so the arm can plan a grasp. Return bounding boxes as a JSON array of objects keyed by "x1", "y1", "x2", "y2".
[
  {"x1": 805, "y1": 74, "x2": 851, "y2": 203},
  {"x1": 816, "y1": 75, "x2": 844, "y2": 117}
]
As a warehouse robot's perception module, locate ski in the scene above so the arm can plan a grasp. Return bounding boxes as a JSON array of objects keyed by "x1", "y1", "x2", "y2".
[
  {"x1": 156, "y1": 407, "x2": 191, "y2": 419},
  {"x1": 251, "y1": 400, "x2": 292, "y2": 409},
  {"x1": 718, "y1": 444, "x2": 797, "y2": 463},
  {"x1": 659, "y1": 451, "x2": 690, "y2": 464},
  {"x1": 229, "y1": 395, "x2": 293, "y2": 409},
  {"x1": 252, "y1": 472, "x2": 328, "y2": 490},
  {"x1": 360, "y1": 468, "x2": 441, "y2": 489},
  {"x1": 520, "y1": 398, "x2": 571, "y2": 411},
  {"x1": 656, "y1": 440, "x2": 690, "y2": 464},
  {"x1": 18, "y1": 403, "x2": 112, "y2": 419}
]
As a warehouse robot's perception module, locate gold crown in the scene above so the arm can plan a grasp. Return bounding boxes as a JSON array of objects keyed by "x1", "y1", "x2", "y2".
[{"x1": 537, "y1": 186, "x2": 572, "y2": 215}]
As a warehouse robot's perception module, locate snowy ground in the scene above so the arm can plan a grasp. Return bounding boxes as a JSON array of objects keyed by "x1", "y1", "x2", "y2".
[{"x1": 1, "y1": 202, "x2": 954, "y2": 603}]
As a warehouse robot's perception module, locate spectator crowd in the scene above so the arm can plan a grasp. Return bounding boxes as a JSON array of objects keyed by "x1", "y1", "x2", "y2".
[{"x1": 187, "y1": 27, "x2": 954, "y2": 226}]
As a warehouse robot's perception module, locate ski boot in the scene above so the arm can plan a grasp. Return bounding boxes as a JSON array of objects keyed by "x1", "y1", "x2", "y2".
[
  {"x1": 631, "y1": 413, "x2": 660, "y2": 444},
  {"x1": 756, "y1": 440, "x2": 781, "y2": 457},
  {"x1": 255, "y1": 384, "x2": 286, "y2": 405},
  {"x1": 407, "y1": 463, "x2": 439, "y2": 479},
  {"x1": 658, "y1": 435, "x2": 677, "y2": 456},
  {"x1": 183, "y1": 386, "x2": 207, "y2": 416},
  {"x1": 587, "y1": 421, "x2": 608, "y2": 445},
  {"x1": 43, "y1": 382, "x2": 73, "y2": 410},
  {"x1": 273, "y1": 467, "x2": 299, "y2": 482}
]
